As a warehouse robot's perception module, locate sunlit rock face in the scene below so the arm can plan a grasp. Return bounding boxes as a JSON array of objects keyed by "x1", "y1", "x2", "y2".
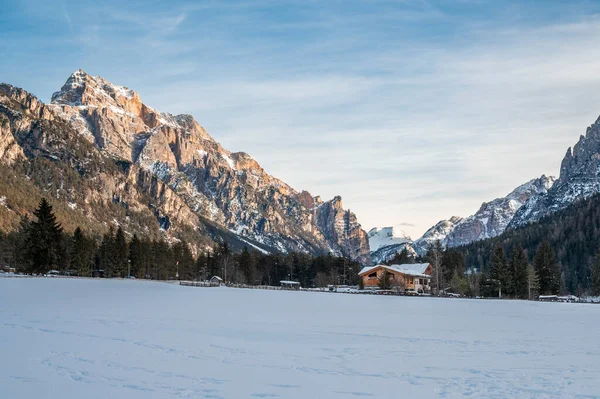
[{"x1": 0, "y1": 70, "x2": 371, "y2": 263}]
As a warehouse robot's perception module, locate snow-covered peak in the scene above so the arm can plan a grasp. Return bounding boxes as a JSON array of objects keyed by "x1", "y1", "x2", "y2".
[
  {"x1": 368, "y1": 225, "x2": 412, "y2": 252},
  {"x1": 506, "y1": 175, "x2": 556, "y2": 202},
  {"x1": 51, "y1": 69, "x2": 138, "y2": 108}
]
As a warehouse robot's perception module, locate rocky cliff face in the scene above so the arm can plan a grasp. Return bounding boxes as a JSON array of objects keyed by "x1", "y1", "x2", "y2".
[
  {"x1": 0, "y1": 70, "x2": 371, "y2": 263},
  {"x1": 413, "y1": 175, "x2": 554, "y2": 255},
  {"x1": 510, "y1": 115, "x2": 600, "y2": 228}
]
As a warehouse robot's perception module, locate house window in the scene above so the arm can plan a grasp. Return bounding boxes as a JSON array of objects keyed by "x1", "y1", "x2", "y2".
[{"x1": 368, "y1": 272, "x2": 377, "y2": 279}]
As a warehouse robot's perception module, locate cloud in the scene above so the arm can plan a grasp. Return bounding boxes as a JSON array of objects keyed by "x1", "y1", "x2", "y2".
[
  {"x1": 5, "y1": 0, "x2": 600, "y2": 239},
  {"x1": 62, "y1": 2, "x2": 73, "y2": 32}
]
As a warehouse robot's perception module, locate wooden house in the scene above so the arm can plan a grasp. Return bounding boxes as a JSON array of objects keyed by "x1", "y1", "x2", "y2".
[{"x1": 358, "y1": 263, "x2": 432, "y2": 293}]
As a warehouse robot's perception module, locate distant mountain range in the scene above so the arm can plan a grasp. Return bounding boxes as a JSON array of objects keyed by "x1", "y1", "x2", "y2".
[
  {"x1": 0, "y1": 70, "x2": 371, "y2": 264},
  {"x1": 4, "y1": 69, "x2": 600, "y2": 266},
  {"x1": 370, "y1": 111, "x2": 600, "y2": 262}
]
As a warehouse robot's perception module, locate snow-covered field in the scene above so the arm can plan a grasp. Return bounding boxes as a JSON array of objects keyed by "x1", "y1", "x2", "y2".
[{"x1": 1, "y1": 279, "x2": 600, "y2": 399}]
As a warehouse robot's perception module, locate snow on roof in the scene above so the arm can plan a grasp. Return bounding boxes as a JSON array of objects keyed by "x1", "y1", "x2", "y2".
[
  {"x1": 358, "y1": 263, "x2": 431, "y2": 277},
  {"x1": 280, "y1": 280, "x2": 300, "y2": 285}
]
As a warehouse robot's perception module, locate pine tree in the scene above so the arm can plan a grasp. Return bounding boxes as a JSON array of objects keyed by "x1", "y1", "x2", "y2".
[
  {"x1": 113, "y1": 227, "x2": 128, "y2": 278},
  {"x1": 534, "y1": 241, "x2": 561, "y2": 295},
  {"x1": 442, "y1": 249, "x2": 465, "y2": 284},
  {"x1": 387, "y1": 248, "x2": 414, "y2": 265},
  {"x1": 70, "y1": 227, "x2": 94, "y2": 277},
  {"x1": 25, "y1": 198, "x2": 64, "y2": 274},
  {"x1": 509, "y1": 246, "x2": 529, "y2": 299},
  {"x1": 489, "y1": 244, "x2": 509, "y2": 298},
  {"x1": 98, "y1": 227, "x2": 115, "y2": 277},
  {"x1": 591, "y1": 251, "x2": 600, "y2": 296},
  {"x1": 128, "y1": 234, "x2": 144, "y2": 278},
  {"x1": 527, "y1": 264, "x2": 540, "y2": 300},
  {"x1": 378, "y1": 270, "x2": 392, "y2": 290},
  {"x1": 239, "y1": 246, "x2": 253, "y2": 284}
]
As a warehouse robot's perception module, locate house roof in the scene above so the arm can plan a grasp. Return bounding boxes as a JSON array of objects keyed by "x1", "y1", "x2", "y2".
[{"x1": 358, "y1": 263, "x2": 431, "y2": 278}]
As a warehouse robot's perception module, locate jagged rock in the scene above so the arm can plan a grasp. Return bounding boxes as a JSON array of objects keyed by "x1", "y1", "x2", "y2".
[
  {"x1": 510, "y1": 115, "x2": 600, "y2": 228},
  {"x1": 0, "y1": 70, "x2": 372, "y2": 263},
  {"x1": 413, "y1": 216, "x2": 464, "y2": 255},
  {"x1": 412, "y1": 175, "x2": 555, "y2": 255}
]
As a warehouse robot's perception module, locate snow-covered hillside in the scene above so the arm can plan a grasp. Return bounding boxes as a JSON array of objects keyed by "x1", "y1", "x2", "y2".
[
  {"x1": 2, "y1": 278, "x2": 600, "y2": 399},
  {"x1": 368, "y1": 226, "x2": 415, "y2": 263}
]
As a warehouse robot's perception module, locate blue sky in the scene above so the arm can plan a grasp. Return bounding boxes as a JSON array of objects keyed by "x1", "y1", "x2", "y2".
[{"x1": 3, "y1": 0, "x2": 600, "y2": 238}]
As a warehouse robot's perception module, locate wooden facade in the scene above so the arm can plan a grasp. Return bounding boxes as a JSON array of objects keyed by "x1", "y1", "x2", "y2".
[{"x1": 359, "y1": 263, "x2": 433, "y2": 293}]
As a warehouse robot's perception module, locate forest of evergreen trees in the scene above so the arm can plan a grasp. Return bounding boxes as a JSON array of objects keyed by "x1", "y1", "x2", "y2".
[
  {"x1": 456, "y1": 193, "x2": 600, "y2": 296},
  {"x1": 4, "y1": 196, "x2": 600, "y2": 297},
  {"x1": 0, "y1": 198, "x2": 362, "y2": 288}
]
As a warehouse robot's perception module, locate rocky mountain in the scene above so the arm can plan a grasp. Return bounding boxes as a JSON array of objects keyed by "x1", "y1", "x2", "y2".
[
  {"x1": 0, "y1": 70, "x2": 371, "y2": 264},
  {"x1": 368, "y1": 226, "x2": 416, "y2": 264},
  {"x1": 413, "y1": 216, "x2": 464, "y2": 255},
  {"x1": 510, "y1": 115, "x2": 600, "y2": 229},
  {"x1": 413, "y1": 175, "x2": 555, "y2": 255}
]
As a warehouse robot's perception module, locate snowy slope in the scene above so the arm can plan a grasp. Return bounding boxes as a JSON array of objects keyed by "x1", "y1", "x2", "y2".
[
  {"x1": 368, "y1": 226, "x2": 415, "y2": 263},
  {"x1": 412, "y1": 175, "x2": 555, "y2": 255},
  {"x1": 511, "y1": 115, "x2": 600, "y2": 228},
  {"x1": 2, "y1": 278, "x2": 600, "y2": 399}
]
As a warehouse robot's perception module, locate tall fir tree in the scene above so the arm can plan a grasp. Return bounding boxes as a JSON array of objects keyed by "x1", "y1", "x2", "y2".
[
  {"x1": 111, "y1": 227, "x2": 128, "y2": 278},
  {"x1": 25, "y1": 198, "x2": 64, "y2": 274},
  {"x1": 128, "y1": 234, "x2": 144, "y2": 278},
  {"x1": 527, "y1": 264, "x2": 540, "y2": 300},
  {"x1": 239, "y1": 246, "x2": 253, "y2": 284},
  {"x1": 534, "y1": 241, "x2": 561, "y2": 295},
  {"x1": 489, "y1": 244, "x2": 510, "y2": 297},
  {"x1": 591, "y1": 250, "x2": 600, "y2": 296},
  {"x1": 509, "y1": 245, "x2": 529, "y2": 299},
  {"x1": 70, "y1": 227, "x2": 94, "y2": 277},
  {"x1": 98, "y1": 227, "x2": 115, "y2": 277}
]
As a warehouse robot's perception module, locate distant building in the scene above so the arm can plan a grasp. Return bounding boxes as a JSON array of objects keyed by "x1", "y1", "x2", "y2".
[
  {"x1": 280, "y1": 280, "x2": 300, "y2": 290},
  {"x1": 358, "y1": 263, "x2": 432, "y2": 293},
  {"x1": 209, "y1": 276, "x2": 223, "y2": 286}
]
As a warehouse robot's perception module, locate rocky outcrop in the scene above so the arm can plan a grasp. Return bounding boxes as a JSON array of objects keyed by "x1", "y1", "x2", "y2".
[
  {"x1": 315, "y1": 196, "x2": 371, "y2": 265},
  {"x1": 0, "y1": 71, "x2": 371, "y2": 263},
  {"x1": 413, "y1": 175, "x2": 555, "y2": 255},
  {"x1": 413, "y1": 216, "x2": 464, "y2": 255},
  {"x1": 410, "y1": 175, "x2": 555, "y2": 255},
  {"x1": 510, "y1": 115, "x2": 600, "y2": 228}
]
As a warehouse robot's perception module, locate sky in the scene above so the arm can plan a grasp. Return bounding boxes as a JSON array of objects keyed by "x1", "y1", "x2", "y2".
[{"x1": 3, "y1": 0, "x2": 600, "y2": 239}]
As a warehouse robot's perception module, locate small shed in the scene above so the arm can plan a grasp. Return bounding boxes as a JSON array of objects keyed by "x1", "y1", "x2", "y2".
[
  {"x1": 209, "y1": 276, "x2": 223, "y2": 286},
  {"x1": 280, "y1": 280, "x2": 301, "y2": 290}
]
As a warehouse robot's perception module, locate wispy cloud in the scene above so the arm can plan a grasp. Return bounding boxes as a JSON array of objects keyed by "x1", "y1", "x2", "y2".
[
  {"x1": 3, "y1": 0, "x2": 600, "y2": 238},
  {"x1": 61, "y1": 2, "x2": 73, "y2": 32}
]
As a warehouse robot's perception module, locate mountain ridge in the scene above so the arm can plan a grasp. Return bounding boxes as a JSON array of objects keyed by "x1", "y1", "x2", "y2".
[{"x1": 0, "y1": 70, "x2": 372, "y2": 264}]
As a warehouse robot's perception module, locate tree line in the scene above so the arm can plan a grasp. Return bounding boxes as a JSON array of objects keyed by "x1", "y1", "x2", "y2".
[
  {"x1": 416, "y1": 240, "x2": 569, "y2": 298},
  {"x1": 455, "y1": 193, "x2": 600, "y2": 296},
  {"x1": 0, "y1": 198, "x2": 362, "y2": 288}
]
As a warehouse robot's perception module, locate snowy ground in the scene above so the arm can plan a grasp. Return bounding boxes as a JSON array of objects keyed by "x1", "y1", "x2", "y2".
[{"x1": 1, "y1": 279, "x2": 600, "y2": 399}]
